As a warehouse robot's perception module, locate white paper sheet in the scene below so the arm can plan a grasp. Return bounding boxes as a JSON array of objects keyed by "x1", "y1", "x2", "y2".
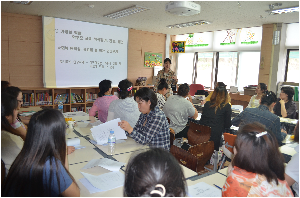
[
  {"x1": 66, "y1": 138, "x2": 86, "y2": 150},
  {"x1": 90, "y1": 118, "x2": 127, "y2": 145},
  {"x1": 63, "y1": 111, "x2": 88, "y2": 117},
  {"x1": 79, "y1": 178, "x2": 103, "y2": 194},
  {"x1": 81, "y1": 158, "x2": 125, "y2": 172},
  {"x1": 81, "y1": 171, "x2": 124, "y2": 191},
  {"x1": 188, "y1": 182, "x2": 222, "y2": 197}
]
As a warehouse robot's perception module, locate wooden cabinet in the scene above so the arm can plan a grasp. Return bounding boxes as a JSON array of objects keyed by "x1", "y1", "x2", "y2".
[{"x1": 21, "y1": 86, "x2": 154, "y2": 113}]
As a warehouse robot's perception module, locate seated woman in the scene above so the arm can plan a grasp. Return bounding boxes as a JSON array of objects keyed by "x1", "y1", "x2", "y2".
[
  {"x1": 118, "y1": 88, "x2": 170, "y2": 151},
  {"x1": 156, "y1": 78, "x2": 169, "y2": 110},
  {"x1": 3, "y1": 109, "x2": 80, "y2": 196},
  {"x1": 285, "y1": 121, "x2": 299, "y2": 196},
  {"x1": 247, "y1": 83, "x2": 267, "y2": 108},
  {"x1": 204, "y1": 82, "x2": 231, "y2": 105},
  {"x1": 232, "y1": 91, "x2": 286, "y2": 146},
  {"x1": 199, "y1": 85, "x2": 232, "y2": 151},
  {"x1": 124, "y1": 148, "x2": 187, "y2": 197},
  {"x1": 163, "y1": 83, "x2": 198, "y2": 138},
  {"x1": 222, "y1": 122, "x2": 293, "y2": 197},
  {"x1": 4, "y1": 86, "x2": 27, "y2": 140},
  {"x1": 89, "y1": 79, "x2": 118, "y2": 123},
  {"x1": 1, "y1": 93, "x2": 24, "y2": 176},
  {"x1": 273, "y1": 86, "x2": 297, "y2": 119},
  {"x1": 107, "y1": 79, "x2": 140, "y2": 127}
]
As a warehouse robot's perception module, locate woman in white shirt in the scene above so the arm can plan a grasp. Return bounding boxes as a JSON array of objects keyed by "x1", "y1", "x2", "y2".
[
  {"x1": 247, "y1": 83, "x2": 267, "y2": 108},
  {"x1": 156, "y1": 78, "x2": 169, "y2": 110},
  {"x1": 107, "y1": 79, "x2": 140, "y2": 127}
]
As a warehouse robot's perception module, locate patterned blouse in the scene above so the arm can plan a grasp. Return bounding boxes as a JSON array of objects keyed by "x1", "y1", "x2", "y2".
[
  {"x1": 154, "y1": 69, "x2": 177, "y2": 98},
  {"x1": 247, "y1": 95, "x2": 261, "y2": 108},
  {"x1": 156, "y1": 93, "x2": 166, "y2": 110},
  {"x1": 222, "y1": 166, "x2": 293, "y2": 197}
]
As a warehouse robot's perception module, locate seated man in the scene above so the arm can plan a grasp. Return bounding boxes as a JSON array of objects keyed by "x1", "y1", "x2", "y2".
[{"x1": 232, "y1": 91, "x2": 286, "y2": 146}]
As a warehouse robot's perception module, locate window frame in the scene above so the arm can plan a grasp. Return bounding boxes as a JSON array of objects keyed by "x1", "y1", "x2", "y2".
[{"x1": 285, "y1": 49, "x2": 299, "y2": 82}]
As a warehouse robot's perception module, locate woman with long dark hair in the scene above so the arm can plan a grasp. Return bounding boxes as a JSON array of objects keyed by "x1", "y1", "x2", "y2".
[
  {"x1": 3, "y1": 109, "x2": 79, "y2": 196},
  {"x1": 89, "y1": 79, "x2": 118, "y2": 122},
  {"x1": 223, "y1": 122, "x2": 293, "y2": 197},
  {"x1": 1, "y1": 93, "x2": 24, "y2": 176},
  {"x1": 199, "y1": 85, "x2": 232, "y2": 151}
]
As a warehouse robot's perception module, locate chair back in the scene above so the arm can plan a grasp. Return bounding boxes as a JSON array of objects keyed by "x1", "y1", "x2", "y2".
[
  {"x1": 188, "y1": 141, "x2": 214, "y2": 171},
  {"x1": 189, "y1": 84, "x2": 205, "y2": 96},
  {"x1": 187, "y1": 121, "x2": 211, "y2": 146},
  {"x1": 223, "y1": 133, "x2": 237, "y2": 153},
  {"x1": 170, "y1": 128, "x2": 175, "y2": 146},
  {"x1": 170, "y1": 145, "x2": 198, "y2": 172}
]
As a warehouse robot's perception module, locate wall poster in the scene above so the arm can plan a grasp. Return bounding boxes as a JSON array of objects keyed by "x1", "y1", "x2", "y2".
[{"x1": 144, "y1": 52, "x2": 162, "y2": 67}]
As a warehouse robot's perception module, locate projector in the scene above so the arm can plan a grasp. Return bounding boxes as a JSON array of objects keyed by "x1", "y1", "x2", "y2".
[{"x1": 165, "y1": 1, "x2": 201, "y2": 16}]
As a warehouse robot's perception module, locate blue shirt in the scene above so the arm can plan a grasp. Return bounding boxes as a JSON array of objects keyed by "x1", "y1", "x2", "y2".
[
  {"x1": 232, "y1": 105, "x2": 283, "y2": 146},
  {"x1": 126, "y1": 106, "x2": 170, "y2": 150}
]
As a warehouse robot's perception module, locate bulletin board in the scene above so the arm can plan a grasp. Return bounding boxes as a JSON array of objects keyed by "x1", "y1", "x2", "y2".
[
  {"x1": 144, "y1": 52, "x2": 162, "y2": 67},
  {"x1": 172, "y1": 41, "x2": 186, "y2": 53}
]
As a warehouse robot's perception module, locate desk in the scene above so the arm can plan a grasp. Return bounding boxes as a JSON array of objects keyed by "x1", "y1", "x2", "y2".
[
  {"x1": 279, "y1": 144, "x2": 297, "y2": 156},
  {"x1": 187, "y1": 171, "x2": 227, "y2": 190}
]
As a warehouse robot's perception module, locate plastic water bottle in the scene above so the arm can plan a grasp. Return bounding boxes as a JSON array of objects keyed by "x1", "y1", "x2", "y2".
[
  {"x1": 58, "y1": 95, "x2": 63, "y2": 113},
  {"x1": 107, "y1": 131, "x2": 116, "y2": 155}
]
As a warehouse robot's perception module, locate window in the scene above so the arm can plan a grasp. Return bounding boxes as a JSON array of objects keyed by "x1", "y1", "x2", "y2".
[
  {"x1": 196, "y1": 52, "x2": 213, "y2": 87},
  {"x1": 177, "y1": 53, "x2": 194, "y2": 84},
  {"x1": 285, "y1": 50, "x2": 299, "y2": 83},
  {"x1": 217, "y1": 52, "x2": 237, "y2": 88},
  {"x1": 237, "y1": 52, "x2": 261, "y2": 91}
]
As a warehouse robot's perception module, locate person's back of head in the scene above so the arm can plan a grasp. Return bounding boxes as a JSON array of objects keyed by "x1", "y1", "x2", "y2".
[
  {"x1": 3, "y1": 109, "x2": 74, "y2": 196},
  {"x1": 4, "y1": 86, "x2": 21, "y2": 98},
  {"x1": 177, "y1": 83, "x2": 189, "y2": 97},
  {"x1": 233, "y1": 122, "x2": 285, "y2": 185},
  {"x1": 281, "y1": 86, "x2": 295, "y2": 101},
  {"x1": 210, "y1": 85, "x2": 228, "y2": 112},
  {"x1": 1, "y1": 81, "x2": 10, "y2": 91},
  {"x1": 124, "y1": 148, "x2": 186, "y2": 197},
  {"x1": 134, "y1": 87, "x2": 157, "y2": 110},
  {"x1": 260, "y1": 91, "x2": 277, "y2": 106},
  {"x1": 117, "y1": 79, "x2": 133, "y2": 99},
  {"x1": 258, "y1": 83, "x2": 268, "y2": 93},
  {"x1": 1, "y1": 93, "x2": 18, "y2": 132},
  {"x1": 98, "y1": 79, "x2": 112, "y2": 97},
  {"x1": 157, "y1": 78, "x2": 168, "y2": 91}
]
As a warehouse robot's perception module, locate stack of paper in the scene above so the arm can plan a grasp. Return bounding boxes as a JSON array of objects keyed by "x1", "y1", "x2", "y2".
[
  {"x1": 80, "y1": 158, "x2": 126, "y2": 194},
  {"x1": 90, "y1": 118, "x2": 127, "y2": 145}
]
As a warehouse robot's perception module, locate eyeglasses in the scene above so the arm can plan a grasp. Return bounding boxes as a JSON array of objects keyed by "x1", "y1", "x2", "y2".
[{"x1": 17, "y1": 100, "x2": 23, "y2": 103}]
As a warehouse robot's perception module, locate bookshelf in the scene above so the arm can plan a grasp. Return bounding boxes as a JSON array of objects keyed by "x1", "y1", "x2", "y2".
[{"x1": 20, "y1": 86, "x2": 154, "y2": 113}]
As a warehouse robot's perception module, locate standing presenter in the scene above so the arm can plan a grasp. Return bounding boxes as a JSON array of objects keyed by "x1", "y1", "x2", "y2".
[{"x1": 154, "y1": 58, "x2": 178, "y2": 98}]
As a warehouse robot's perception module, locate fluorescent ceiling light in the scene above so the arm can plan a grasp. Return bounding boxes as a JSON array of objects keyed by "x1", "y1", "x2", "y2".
[
  {"x1": 11, "y1": 1, "x2": 32, "y2": 5},
  {"x1": 266, "y1": 5, "x2": 299, "y2": 15},
  {"x1": 104, "y1": 5, "x2": 150, "y2": 19},
  {"x1": 167, "y1": 20, "x2": 211, "y2": 28}
]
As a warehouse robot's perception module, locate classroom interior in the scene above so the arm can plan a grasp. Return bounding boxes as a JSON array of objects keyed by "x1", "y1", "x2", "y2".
[{"x1": 1, "y1": 1, "x2": 299, "y2": 196}]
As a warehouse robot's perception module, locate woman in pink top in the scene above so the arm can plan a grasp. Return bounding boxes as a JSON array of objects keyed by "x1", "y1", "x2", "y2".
[{"x1": 89, "y1": 79, "x2": 118, "y2": 123}]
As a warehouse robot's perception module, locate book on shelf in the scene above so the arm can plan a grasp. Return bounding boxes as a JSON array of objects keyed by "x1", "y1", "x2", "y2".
[
  {"x1": 71, "y1": 93, "x2": 84, "y2": 103},
  {"x1": 54, "y1": 93, "x2": 69, "y2": 104},
  {"x1": 71, "y1": 107, "x2": 85, "y2": 112},
  {"x1": 22, "y1": 93, "x2": 35, "y2": 106},
  {"x1": 86, "y1": 92, "x2": 97, "y2": 102},
  {"x1": 35, "y1": 92, "x2": 53, "y2": 106}
]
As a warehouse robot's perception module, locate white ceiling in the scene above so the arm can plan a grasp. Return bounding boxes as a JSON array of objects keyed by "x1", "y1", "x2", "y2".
[{"x1": 1, "y1": 1, "x2": 299, "y2": 35}]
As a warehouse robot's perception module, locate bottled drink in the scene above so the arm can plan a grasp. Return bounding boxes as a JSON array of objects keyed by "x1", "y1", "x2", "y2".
[
  {"x1": 107, "y1": 131, "x2": 116, "y2": 155},
  {"x1": 58, "y1": 95, "x2": 64, "y2": 113}
]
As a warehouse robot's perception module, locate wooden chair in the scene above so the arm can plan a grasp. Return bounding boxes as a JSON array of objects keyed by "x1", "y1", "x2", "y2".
[
  {"x1": 170, "y1": 145, "x2": 198, "y2": 172},
  {"x1": 188, "y1": 141, "x2": 214, "y2": 172},
  {"x1": 218, "y1": 133, "x2": 237, "y2": 171},
  {"x1": 187, "y1": 121, "x2": 211, "y2": 146},
  {"x1": 170, "y1": 128, "x2": 175, "y2": 146}
]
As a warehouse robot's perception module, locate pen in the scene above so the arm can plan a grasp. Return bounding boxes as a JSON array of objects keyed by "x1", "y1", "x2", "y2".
[{"x1": 213, "y1": 184, "x2": 222, "y2": 190}]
